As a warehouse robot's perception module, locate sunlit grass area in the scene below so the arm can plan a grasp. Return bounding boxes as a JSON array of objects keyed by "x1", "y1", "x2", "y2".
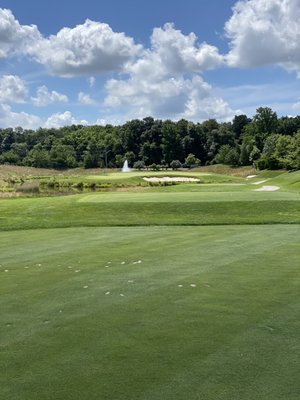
[
  {"x1": 0, "y1": 167, "x2": 299, "y2": 399},
  {"x1": 1, "y1": 225, "x2": 300, "y2": 400}
]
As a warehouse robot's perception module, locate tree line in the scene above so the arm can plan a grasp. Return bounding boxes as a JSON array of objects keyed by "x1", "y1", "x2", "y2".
[{"x1": 0, "y1": 107, "x2": 300, "y2": 170}]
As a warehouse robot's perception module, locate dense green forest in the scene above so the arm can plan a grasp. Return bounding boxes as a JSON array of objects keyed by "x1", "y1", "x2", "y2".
[{"x1": 0, "y1": 107, "x2": 300, "y2": 170}]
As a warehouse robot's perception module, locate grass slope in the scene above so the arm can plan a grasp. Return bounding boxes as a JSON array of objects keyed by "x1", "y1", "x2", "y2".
[{"x1": 1, "y1": 189, "x2": 300, "y2": 231}]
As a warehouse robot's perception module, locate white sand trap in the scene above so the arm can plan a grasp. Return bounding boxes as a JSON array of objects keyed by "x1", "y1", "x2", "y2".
[
  {"x1": 254, "y1": 186, "x2": 280, "y2": 192},
  {"x1": 143, "y1": 176, "x2": 200, "y2": 183},
  {"x1": 252, "y1": 179, "x2": 267, "y2": 185},
  {"x1": 246, "y1": 175, "x2": 257, "y2": 179}
]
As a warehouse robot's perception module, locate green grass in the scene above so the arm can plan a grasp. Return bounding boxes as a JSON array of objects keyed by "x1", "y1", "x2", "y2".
[
  {"x1": 0, "y1": 190, "x2": 300, "y2": 231},
  {"x1": 1, "y1": 225, "x2": 300, "y2": 400},
  {"x1": 0, "y1": 167, "x2": 299, "y2": 399}
]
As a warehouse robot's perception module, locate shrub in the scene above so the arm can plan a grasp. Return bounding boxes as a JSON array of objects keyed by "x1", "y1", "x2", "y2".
[
  {"x1": 133, "y1": 160, "x2": 145, "y2": 170},
  {"x1": 170, "y1": 160, "x2": 182, "y2": 170},
  {"x1": 149, "y1": 163, "x2": 160, "y2": 171},
  {"x1": 184, "y1": 153, "x2": 201, "y2": 168}
]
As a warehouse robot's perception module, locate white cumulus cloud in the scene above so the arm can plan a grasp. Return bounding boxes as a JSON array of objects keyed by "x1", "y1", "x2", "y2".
[
  {"x1": 31, "y1": 85, "x2": 68, "y2": 106},
  {"x1": 104, "y1": 23, "x2": 234, "y2": 121},
  {"x1": 0, "y1": 8, "x2": 41, "y2": 58},
  {"x1": 150, "y1": 23, "x2": 223, "y2": 74},
  {"x1": 225, "y1": 0, "x2": 300, "y2": 76},
  {"x1": 31, "y1": 19, "x2": 142, "y2": 77},
  {"x1": 0, "y1": 105, "x2": 91, "y2": 129},
  {"x1": 0, "y1": 75, "x2": 28, "y2": 103},
  {"x1": 0, "y1": 103, "x2": 41, "y2": 129},
  {"x1": 88, "y1": 76, "x2": 96, "y2": 87},
  {"x1": 44, "y1": 111, "x2": 89, "y2": 128},
  {"x1": 78, "y1": 92, "x2": 95, "y2": 105}
]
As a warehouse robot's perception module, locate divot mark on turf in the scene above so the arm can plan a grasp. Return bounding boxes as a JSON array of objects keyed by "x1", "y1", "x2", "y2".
[
  {"x1": 128, "y1": 280, "x2": 134, "y2": 283},
  {"x1": 83, "y1": 285, "x2": 88, "y2": 289},
  {"x1": 190, "y1": 284, "x2": 196, "y2": 287},
  {"x1": 75, "y1": 270, "x2": 80, "y2": 273},
  {"x1": 105, "y1": 291, "x2": 110, "y2": 295},
  {"x1": 120, "y1": 294, "x2": 125, "y2": 297},
  {"x1": 4, "y1": 269, "x2": 8, "y2": 272},
  {"x1": 121, "y1": 261, "x2": 126, "y2": 265},
  {"x1": 266, "y1": 326, "x2": 275, "y2": 332},
  {"x1": 178, "y1": 284, "x2": 183, "y2": 287}
]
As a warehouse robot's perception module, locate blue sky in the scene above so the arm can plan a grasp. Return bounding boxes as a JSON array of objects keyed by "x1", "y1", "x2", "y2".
[{"x1": 1, "y1": 0, "x2": 300, "y2": 128}]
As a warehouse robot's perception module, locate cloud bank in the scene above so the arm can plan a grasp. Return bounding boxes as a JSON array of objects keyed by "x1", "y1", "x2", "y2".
[
  {"x1": 226, "y1": 0, "x2": 300, "y2": 76},
  {"x1": 105, "y1": 23, "x2": 233, "y2": 121},
  {"x1": 1, "y1": 1, "x2": 300, "y2": 128}
]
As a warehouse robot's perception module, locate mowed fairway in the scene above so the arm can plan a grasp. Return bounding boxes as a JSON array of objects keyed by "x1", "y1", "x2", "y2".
[{"x1": 1, "y1": 170, "x2": 300, "y2": 399}]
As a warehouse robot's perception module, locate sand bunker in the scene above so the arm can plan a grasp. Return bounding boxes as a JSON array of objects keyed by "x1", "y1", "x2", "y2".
[
  {"x1": 252, "y1": 179, "x2": 268, "y2": 185},
  {"x1": 254, "y1": 186, "x2": 280, "y2": 191},
  {"x1": 143, "y1": 176, "x2": 200, "y2": 183}
]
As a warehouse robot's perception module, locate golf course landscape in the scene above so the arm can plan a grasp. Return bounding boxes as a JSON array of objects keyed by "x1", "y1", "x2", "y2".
[{"x1": 1, "y1": 166, "x2": 300, "y2": 399}]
